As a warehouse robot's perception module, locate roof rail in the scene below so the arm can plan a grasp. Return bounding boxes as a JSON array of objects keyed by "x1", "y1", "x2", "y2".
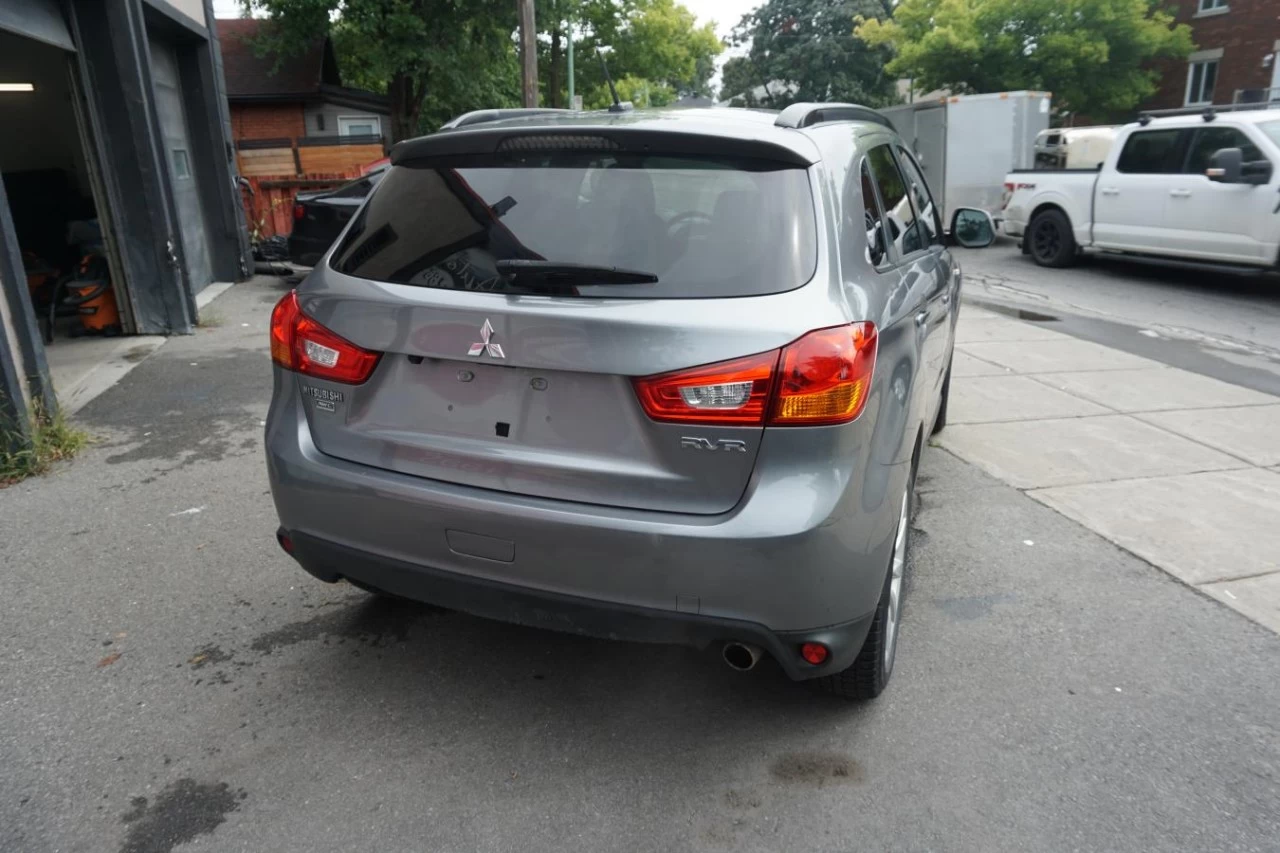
[
  {"x1": 1136, "y1": 100, "x2": 1280, "y2": 123},
  {"x1": 774, "y1": 103, "x2": 894, "y2": 130},
  {"x1": 439, "y1": 108, "x2": 573, "y2": 131}
]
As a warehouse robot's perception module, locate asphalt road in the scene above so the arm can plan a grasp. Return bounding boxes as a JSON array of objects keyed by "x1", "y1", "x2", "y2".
[
  {"x1": 2, "y1": 277, "x2": 1279, "y2": 852},
  {"x1": 954, "y1": 239, "x2": 1280, "y2": 395}
]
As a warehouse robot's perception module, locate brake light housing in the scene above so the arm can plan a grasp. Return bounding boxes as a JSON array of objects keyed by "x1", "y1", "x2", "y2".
[
  {"x1": 293, "y1": 203, "x2": 306, "y2": 220},
  {"x1": 270, "y1": 290, "x2": 381, "y2": 384},
  {"x1": 633, "y1": 323, "x2": 877, "y2": 427}
]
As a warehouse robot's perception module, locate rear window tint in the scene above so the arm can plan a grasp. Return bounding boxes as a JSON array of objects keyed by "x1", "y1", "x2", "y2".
[
  {"x1": 1116, "y1": 129, "x2": 1188, "y2": 174},
  {"x1": 328, "y1": 155, "x2": 817, "y2": 298}
]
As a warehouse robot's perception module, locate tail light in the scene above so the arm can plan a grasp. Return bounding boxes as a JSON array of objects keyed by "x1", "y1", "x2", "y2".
[
  {"x1": 633, "y1": 323, "x2": 877, "y2": 427},
  {"x1": 1001, "y1": 181, "x2": 1015, "y2": 210},
  {"x1": 293, "y1": 203, "x2": 306, "y2": 220},
  {"x1": 772, "y1": 323, "x2": 877, "y2": 425},
  {"x1": 269, "y1": 290, "x2": 381, "y2": 384},
  {"x1": 634, "y1": 352, "x2": 776, "y2": 424}
]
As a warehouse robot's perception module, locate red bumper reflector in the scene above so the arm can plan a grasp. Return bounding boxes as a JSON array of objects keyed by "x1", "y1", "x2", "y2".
[{"x1": 800, "y1": 642, "x2": 829, "y2": 665}]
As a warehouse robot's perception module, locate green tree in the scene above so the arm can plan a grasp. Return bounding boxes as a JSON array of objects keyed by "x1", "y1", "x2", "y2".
[
  {"x1": 857, "y1": 0, "x2": 1194, "y2": 119},
  {"x1": 246, "y1": 0, "x2": 519, "y2": 141},
  {"x1": 541, "y1": 0, "x2": 722, "y2": 108},
  {"x1": 718, "y1": 56, "x2": 759, "y2": 104},
  {"x1": 728, "y1": 0, "x2": 898, "y2": 109},
  {"x1": 585, "y1": 74, "x2": 676, "y2": 109}
]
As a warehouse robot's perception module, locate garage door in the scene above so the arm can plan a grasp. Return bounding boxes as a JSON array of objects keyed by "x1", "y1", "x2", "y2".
[
  {"x1": 148, "y1": 37, "x2": 213, "y2": 293},
  {"x1": 0, "y1": 0, "x2": 74, "y2": 52}
]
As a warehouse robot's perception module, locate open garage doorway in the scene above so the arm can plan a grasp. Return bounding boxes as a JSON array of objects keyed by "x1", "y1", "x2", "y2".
[{"x1": 0, "y1": 27, "x2": 152, "y2": 410}]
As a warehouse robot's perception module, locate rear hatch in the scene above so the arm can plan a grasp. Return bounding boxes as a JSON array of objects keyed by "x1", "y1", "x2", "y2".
[{"x1": 298, "y1": 126, "x2": 824, "y2": 514}]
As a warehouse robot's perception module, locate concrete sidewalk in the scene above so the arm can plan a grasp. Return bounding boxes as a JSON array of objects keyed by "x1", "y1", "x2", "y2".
[{"x1": 942, "y1": 304, "x2": 1280, "y2": 634}]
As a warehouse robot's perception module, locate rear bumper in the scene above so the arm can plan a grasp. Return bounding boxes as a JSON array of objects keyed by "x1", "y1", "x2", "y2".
[
  {"x1": 266, "y1": 371, "x2": 904, "y2": 681},
  {"x1": 284, "y1": 529, "x2": 875, "y2": 680}
]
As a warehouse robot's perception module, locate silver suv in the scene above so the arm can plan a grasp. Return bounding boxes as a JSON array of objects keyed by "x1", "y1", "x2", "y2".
[{"x1": 265, "y1": 104, "x2": 993, "y2": 699}]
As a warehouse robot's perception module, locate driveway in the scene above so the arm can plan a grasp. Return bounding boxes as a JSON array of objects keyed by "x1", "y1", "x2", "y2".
[{"x1": 2, "y1": 277, "x2": 1278, "y2": 853}]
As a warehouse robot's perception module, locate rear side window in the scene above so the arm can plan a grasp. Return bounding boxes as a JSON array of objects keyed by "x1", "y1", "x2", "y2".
[
  {"x1": 866, "y1": 144, "x2": 925, "y2": 258},
  {"x1": 1185, "y1": 127, "x2": 1265, "y2": 174},
  {"x1": 894, "y1": 147, "x2": 943, "y2": 248},
  {"x1": 329, "y1": 155, "x2": 817, "y2": 298},
  {"x1": 860, "y1": 164, "x2": 889, "y2": 268},
  {"x1": 1116, "y1": 129, "x2": 1189, "y2": 174}
]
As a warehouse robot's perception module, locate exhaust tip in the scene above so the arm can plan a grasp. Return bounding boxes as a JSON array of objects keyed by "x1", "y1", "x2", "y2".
[{"x1": 722, "y1": 642, "x2": 762, "y2": 672}]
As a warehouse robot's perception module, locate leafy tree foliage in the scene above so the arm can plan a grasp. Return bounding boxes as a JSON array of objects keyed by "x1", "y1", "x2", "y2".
[
  {"x1": 541, "y1": 0, "x2": 721, "y2": 108},
  {"x1": 856, "y1": 0, "x2": 1194, "y2": 118},
  {"x1": 247, "y1": 0, "x2": 518, "y2": 140},
  {"x1": 724, "y1": 0, "x2": 897, "y2": 108}
]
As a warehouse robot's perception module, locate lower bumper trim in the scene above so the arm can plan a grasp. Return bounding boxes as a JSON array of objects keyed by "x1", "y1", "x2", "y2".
[{"x1": 284, "y1": 529, "x2": 874, "y2": 681}]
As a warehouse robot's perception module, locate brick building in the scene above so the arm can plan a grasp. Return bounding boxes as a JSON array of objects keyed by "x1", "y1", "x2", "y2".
[
  {"x1": 216, "y1": 18, "x2": 391, "y2": 146},
  {"x1": 1143, "y1": 0, "x2": 1280, "y2": 110}
]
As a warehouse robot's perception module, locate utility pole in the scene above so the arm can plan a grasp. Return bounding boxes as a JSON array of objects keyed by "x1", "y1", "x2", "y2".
[
  {"x1": 566, "y1": 7, "x2": 575, "y2": 109},
  {"x1": 518, "y1": 0, "x2": 538, "y2": 108}
]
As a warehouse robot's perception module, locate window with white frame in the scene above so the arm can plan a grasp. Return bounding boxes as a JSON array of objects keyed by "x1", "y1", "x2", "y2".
[
  {"x1": 337, "y1": 115, "x2": 381, "y2": 137},
  {"x1": 1197, "y1": 0, "x2": 1228, "y2": 13},
  {"x1": 1185, "y1": 59, "x2": 1219, "y2": 105}
]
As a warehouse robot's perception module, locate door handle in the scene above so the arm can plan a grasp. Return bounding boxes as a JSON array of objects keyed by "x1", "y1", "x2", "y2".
[
  {"x1": 915, "y1": 311, "x2": 928, "y2": 328},
  {"x1": 1169, "y1": 189, "x2": 1192, "y2": 198},
  {"x1": 1099, "y1": 187, "x2": 1120, "y2": 196}
]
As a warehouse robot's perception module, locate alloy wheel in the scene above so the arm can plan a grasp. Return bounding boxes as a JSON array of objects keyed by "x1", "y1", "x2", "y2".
[{"x1": 884, "y1": 489, "x2": 908, "y2": 673}]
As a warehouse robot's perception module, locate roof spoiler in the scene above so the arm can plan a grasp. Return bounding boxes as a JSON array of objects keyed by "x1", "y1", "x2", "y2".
[
  {"x1": 392, "y1": 126, "x2": 819, "y2": 167},
  {"x1": 774, "y1": 103, "x2": 894, "y2": 131}
]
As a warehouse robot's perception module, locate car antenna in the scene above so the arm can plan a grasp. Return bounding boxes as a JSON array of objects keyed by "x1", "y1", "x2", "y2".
[{"x1": 596, "y1": 48, "x2": 633, "y2": 113}]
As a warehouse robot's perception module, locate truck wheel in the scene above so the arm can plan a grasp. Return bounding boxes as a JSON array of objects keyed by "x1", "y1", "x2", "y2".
[{"x1": 1028, "y1": 209, "x2": 1077, "y2": 268}]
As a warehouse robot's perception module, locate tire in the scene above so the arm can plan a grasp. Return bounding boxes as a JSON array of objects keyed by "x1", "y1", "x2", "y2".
[
  {"x1": 931, "y1": 359, "x2": 952, "y2": 435},
  {"x1": 1028, "y1": 209, "x2": 1077, "y2": 268},
  {"x1": 817, "y1": 456, "x2": 916, "y2": 700}
]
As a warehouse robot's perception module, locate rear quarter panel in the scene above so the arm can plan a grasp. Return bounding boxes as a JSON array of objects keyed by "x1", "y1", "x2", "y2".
[
  {"x1": 809, "y1": 125, "x2": 932, "y2": 500},
  {"x1": 1003, "y1": 174, "x2": 1095, "y2": 245}
]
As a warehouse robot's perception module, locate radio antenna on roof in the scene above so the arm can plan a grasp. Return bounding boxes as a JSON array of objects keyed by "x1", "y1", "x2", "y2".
[{"x1": 596, "y1": 48, "x2": 633, "y2": 113}]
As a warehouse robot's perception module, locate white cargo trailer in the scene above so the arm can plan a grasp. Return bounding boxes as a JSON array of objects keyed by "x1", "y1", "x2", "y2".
[{"x1": 881, "y1": 91, "x2": 1051, "y2": 231}]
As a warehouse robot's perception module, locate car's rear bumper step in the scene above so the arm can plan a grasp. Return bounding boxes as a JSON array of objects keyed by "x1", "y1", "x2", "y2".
[{"x1": 283, "y1": 529, "x2": 873, "y2": 681}]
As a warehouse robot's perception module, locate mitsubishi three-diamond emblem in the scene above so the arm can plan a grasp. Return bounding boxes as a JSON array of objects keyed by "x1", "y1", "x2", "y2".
[{"x1": 467, "y1": 319, "x2": 505, "y2": 359}]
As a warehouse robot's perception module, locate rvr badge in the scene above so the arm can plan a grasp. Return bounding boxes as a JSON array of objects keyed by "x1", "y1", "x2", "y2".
[{"x1": 680, "y1": 437, "x2": 748, "y2": 452}]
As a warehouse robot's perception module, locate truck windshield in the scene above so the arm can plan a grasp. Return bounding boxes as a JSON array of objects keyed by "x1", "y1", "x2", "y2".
[{"x1": 1260, "y1": 121, "x2": 1280, "y2": 149}]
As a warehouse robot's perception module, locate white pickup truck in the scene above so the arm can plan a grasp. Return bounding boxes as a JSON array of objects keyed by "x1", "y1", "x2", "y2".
[{"x1": 1002, "y1": 108, "x2": 1280, "y2": 269}]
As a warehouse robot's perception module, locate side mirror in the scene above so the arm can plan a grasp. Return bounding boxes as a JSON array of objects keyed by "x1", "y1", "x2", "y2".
[
  {"x1": 1207, "y1": 147, "x2": 1243, "y2": 183},
  {"x1": 950, "y1": 208, "x2": 996, "y2": 248}
]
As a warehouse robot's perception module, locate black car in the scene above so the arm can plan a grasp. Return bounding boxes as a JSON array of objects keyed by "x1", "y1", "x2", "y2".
[{"x1": 287, "y1": 165, "x2": 387, "y2": 267}]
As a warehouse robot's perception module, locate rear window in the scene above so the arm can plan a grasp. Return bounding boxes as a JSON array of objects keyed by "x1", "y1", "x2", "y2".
[
  {"x1": 1115, "y1": 129, "x2": 1189, "y2": 174},
  {"x1": 328, "y1": 155, "x2": 818, "y2": 298}
]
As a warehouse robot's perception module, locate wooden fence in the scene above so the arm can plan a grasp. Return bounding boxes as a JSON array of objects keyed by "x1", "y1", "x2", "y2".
[
  {"x1": 241, "y1": 173, "x2": 361, "y2": 240},
  {"x1": 236, "y1": 134, "x2": 386, "y2": 240}
]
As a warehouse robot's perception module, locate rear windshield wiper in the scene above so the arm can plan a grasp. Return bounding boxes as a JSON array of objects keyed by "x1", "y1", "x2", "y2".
[{"x1": 495, "y1": 260, "x2": 658, "y2": 286}]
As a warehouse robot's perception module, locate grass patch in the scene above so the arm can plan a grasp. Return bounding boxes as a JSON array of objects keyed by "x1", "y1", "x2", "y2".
[
  {"x1": 1, "y1": 407, "x2": 89, "y2": 486},
  {"x1": 196, "y1": 309, "x2": 224, "y2": 329}
]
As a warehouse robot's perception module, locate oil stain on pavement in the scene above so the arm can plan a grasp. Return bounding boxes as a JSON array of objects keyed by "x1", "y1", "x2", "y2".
[
  {"x1": 248, "y1": 595, "x2": 442, "y2": 655},
  {"x1": 119, "y1": 778, "x2": 245, "y2": 853},
  {"x1": 770, "y1": 752, "x2": 863, "y2": 786}
]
